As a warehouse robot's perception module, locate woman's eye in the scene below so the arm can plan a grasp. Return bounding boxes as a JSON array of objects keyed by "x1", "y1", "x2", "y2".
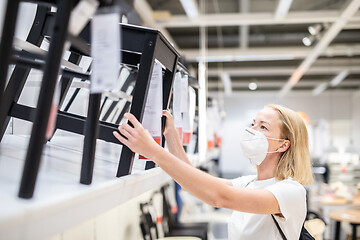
[{"x1": 261, "y1": 125, "x2": 268, "y2": 130}]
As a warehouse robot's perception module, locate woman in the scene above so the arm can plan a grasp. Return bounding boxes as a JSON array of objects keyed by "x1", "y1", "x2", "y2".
[{"x1": 113, "y1": 104, "x2": 314, "y2": 239}]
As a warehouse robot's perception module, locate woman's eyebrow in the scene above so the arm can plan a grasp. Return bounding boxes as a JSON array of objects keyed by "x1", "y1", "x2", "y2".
[
  {"x1": 252, "y1": 120, "x2": 271, "y2": 127},
  {"x1": 259, "y1": 120, "x2": 271, "y2": 125}
]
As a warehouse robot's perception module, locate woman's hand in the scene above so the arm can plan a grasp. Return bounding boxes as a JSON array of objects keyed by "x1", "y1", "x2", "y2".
[
  {"x1": 162, "y1": 110, "x2": 176, "y2": 137},
  {"x1": 113, "y1": 113, "x2": 162, "y2": 159}
]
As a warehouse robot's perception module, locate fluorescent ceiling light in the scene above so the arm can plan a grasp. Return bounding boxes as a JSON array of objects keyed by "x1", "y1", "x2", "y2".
[
  {"x1": 312, "y1": 82, "x2": 327, "y2": 95},
  {"x1": 274, "y1": 0, "x2": 293, "y2": 19},
  {"x1": 329, "y1": 70, "x2": 349, "y2": 87},
  {"x1": 248, "y1": 82, "x2": 258, "y2": 90},
  {"x1": 308, "y1": 24, "x2": 322, "y2": 35},
  {"x1": 302, "y1": 35, "x2": 314, "y2": 46},
  {"x1": 179, "y1": 0, "x2": 199, "y2": 19},
  {"x1": 221, "y1": 72, "x2": 232, "y2": 95}
]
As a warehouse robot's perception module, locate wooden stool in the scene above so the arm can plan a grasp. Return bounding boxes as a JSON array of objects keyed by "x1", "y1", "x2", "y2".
[
  {"x1": 330, "y1": 207, "x2": 360, "y2": 240},
  {"x1": 157, "y1": 237, "x2": 201, "y2": 240},
  {"x1": 304, "y1": 219, "x2": 326, "y2": 240}
]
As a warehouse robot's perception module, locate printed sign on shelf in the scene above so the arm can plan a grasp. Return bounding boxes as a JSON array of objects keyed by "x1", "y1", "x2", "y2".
[
  {"x1": 180, "y1": 74, "x2": 189, "y2": 113},
  {"x1": 206, "y1": 107, "x2": 215, "y2": 149},
  {"x1": 139, "y1": 62, "x2": 163, "y2": 159},
  {"x1": 91, "y1": 10, "x2": 120, "y2": 93},
  {"x1": 173, "y1": 72, "x2": 183, "y2": 141},
  {"x1": 182, "y1": 87, "x2": 196, "y2": 145},
  {"x1": 180, "y1": 75, "x2": 192, "y2": 145},
  {"x1": 46, "y1": 80, "x2": 61, "y2": 140}
]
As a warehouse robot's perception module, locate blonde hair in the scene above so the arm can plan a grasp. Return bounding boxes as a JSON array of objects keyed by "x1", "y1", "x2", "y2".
[{"x1": 266, "y1": 104, "x2": 314, "y2": 186}]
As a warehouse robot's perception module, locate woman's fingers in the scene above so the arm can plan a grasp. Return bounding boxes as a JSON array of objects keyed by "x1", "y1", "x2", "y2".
[
  {"x1": 120, "y1": 122, "x2": 136, "y2": 135},
  {"x1": 118, "y1": 125, "x2": 132, "y2": 140},
  {"x1": 113, "y1": 131, "x2": 130, "y2": 146},
  {"x1": 162, "y1": 109, "x2": 172, "y2": 119},
  {"x1": 124, "y1": 113, "x2": 141, "y2": 128}
]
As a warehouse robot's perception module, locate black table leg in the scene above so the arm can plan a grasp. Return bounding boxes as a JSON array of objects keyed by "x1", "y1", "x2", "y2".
[
  {"x1": 334, "y1": 221, "x2": 341, "y2": 240},
  {"x1": 351, "y1": 224, "x2": 357, "y2": 240}
]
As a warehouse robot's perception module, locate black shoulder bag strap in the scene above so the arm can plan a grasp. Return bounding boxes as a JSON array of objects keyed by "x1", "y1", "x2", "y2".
[
  {"x1": 245, "y1": 178, "x2": 287, "y2": 240},
  {"x1": 271, "y1": 214, "x2": 287, "y2": 240}
]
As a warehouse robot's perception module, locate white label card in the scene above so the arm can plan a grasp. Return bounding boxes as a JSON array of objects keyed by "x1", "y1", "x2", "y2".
[
  {"x1": 180, "y1": 74, "x2": 189, "y2": 113},
  {"x1": 189, "y1": 86, "x2": 196, "y2": 131},
  {"x1": 91, "y1": 11, "x2": 120, "y2": 93},
  {"x1": 173, "y1": 72, "x2": 182, "y2": 128},
  {"x1": 142, "y1": 62, "x2": 163, "y2": 138}
]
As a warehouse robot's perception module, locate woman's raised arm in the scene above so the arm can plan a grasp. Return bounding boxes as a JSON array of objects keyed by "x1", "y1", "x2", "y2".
[{"x1": 113, "y1": 113, "x2": 280, "y2": 214}]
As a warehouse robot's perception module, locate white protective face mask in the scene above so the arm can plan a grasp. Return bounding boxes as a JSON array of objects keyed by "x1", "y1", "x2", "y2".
[{"x1": 239, "y1": 127, "x2": 286, "y2": 166}]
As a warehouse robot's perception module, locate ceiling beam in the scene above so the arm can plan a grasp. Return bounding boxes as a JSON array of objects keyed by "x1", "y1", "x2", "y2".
[
  {"x1": 181, "y1": 44, "x2": 360, "y2": 62},
  {"x1": 207, "y1": 65, "x2": 360, "y2": 77},
  {"x1": 343, "y1": 22, "x2": 360, "y2": 29},
  {"x1": 133, "y1": 0, "x2": 178, "y2": 49},
  {"x1": 240, "y1": 0, "x2": 249, "y2": 49},
  {"x1": 207, "y1": 80, "x2": 360, "y2": 88},
  {"x1": 157, "y1": 11, "x2": 360, "y2": 28},
  {"x1": 279, "y1": 0, "x2": 360, "y2": 97}
]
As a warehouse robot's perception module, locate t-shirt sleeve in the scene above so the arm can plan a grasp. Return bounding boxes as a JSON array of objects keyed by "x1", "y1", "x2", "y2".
[
  {"x1": 266, "y1": 179, "x2": 307, "y2": 221},
  {"x1": 231, "y1": 175, "x2": 257, "y2": 187}
]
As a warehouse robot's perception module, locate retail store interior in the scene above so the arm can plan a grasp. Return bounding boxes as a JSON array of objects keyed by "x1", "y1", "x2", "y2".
[{"x1": 0, "y1": 0, "x2": 359, "y2": 240}]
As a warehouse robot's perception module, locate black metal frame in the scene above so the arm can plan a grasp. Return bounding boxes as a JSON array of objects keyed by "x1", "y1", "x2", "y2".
[
  {"x1": 19, "y1": 0, "x2": 76, "y2": 199},
  {"x1": 0, "y1": 5, "x2": 49, "y2": 141},
  {"x1": 114, "y1": 24, "x2": 179, "y2": 176},
  {"x1": 0, "y1": 1, "x2": 179, "y2": 198}
]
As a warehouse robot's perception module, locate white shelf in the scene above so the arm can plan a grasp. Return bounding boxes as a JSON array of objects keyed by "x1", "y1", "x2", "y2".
[{"x1": 0, "y1": 134, "x2": 171, "y2": 240}]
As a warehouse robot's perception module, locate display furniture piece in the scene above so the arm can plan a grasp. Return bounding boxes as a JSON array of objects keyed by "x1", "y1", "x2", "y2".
[{"x1": 0, "y1": 0, "x2": 179, "y2": 198}]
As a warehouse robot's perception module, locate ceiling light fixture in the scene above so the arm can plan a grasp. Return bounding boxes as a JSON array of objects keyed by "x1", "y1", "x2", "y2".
[
  {"x1": 274, "y1": 0, "x2": 293, "y2": 19},
  {"x1": 308, "y1": 24, "x2": 322, "y2": 35},
  {"x1": 329, "y1": 70, "x2": 349, "y2": 87},
  {"x1": 248, "y1": 82, "x2": 257, "y2": 91},
  {"x1": 179, "y1": 0, "x2": 199, "y2": 19},
  {"x1": 302, "y1": 35, "x2": 314, "y2": 46},
  {"x1": 312, "y1": 82, "x2": 327, "y2": 95}
]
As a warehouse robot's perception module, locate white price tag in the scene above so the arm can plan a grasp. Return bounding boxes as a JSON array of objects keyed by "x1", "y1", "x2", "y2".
[
  {"x1": 180, "y1": 74, "x2": 189, "y2": 113},
  {"x1": 189, "y1": 86, "x2": 196, "y2": 131},
  {"x1": 140, "y1": 62, "x2": 163, "y2": 159},
  {"x1": 173, "y1": 72, "x2": 182, "y2": 128},
  {"x1": 91, "y1": 10, "x2": 120, "y2": 93}
]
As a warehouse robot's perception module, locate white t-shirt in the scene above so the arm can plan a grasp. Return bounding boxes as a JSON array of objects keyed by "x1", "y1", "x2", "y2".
[{"x1": 228, "y1": 175, "x2": 306, "y2": 240}]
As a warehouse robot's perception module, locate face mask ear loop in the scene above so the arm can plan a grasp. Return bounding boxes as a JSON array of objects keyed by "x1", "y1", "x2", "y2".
[
  {"x1": 269, "y1": 140, "x2": 289, "y2": 154},
  {"x1": 266, "y1": 136, "x2": 287, "y2": 141}
]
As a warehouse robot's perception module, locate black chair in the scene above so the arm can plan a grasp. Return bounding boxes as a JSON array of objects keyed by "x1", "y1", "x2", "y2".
[
  {"x1": 0, "y1": 0, "x2": 179, "y2": 199},
  {"x1": 139, "y1": 202, "x2": 159, "y2": 240},
  {"x1": 161, "y1": 185, "x2": 208, "y2": 240}
]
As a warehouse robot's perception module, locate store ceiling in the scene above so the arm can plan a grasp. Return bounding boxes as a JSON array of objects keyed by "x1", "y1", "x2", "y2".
[{"x1": 139, "y1": 0, "x2": 360, "y2": 95}]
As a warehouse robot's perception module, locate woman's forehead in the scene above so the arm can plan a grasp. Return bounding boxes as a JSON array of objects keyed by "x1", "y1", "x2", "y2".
[{"x1": 254, "y1": 107, "x2": 280, "y2": 123}]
